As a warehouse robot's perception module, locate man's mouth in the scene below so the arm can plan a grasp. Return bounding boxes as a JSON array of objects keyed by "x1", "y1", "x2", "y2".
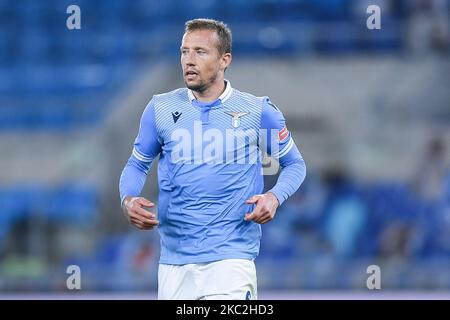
[{"x1": 185, "y1": 70, "x2": 198, "y2": 79}]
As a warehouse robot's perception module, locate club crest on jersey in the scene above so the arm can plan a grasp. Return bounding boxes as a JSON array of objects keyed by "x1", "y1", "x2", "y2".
[{"x1": 225, "y1": 111, "x2": 249, "y2": 128}]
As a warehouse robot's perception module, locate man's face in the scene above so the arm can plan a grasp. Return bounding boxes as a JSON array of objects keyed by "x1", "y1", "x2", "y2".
[{"x1": 180, "y1": 29, "x2": 227, "y2": 93}]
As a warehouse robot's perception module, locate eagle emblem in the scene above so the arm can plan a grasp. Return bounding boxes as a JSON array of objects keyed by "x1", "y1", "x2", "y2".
[{"x1": 224, "y1": 111, "x2": 249, "y2": 128}]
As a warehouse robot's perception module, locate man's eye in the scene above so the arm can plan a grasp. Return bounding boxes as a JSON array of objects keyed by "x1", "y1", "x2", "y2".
[{"x1": 197, "y1": 50, "x2": 205, "y2": 54}]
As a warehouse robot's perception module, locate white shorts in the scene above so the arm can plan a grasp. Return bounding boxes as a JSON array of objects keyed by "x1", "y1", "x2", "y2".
[{"x1": 158, "y1": 259, "x2": 257, "y2": 300}]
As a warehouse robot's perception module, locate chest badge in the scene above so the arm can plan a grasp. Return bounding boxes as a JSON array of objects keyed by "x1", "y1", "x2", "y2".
[{"x1": 225, "y1": 111, "x2": 249, "y2": 128}]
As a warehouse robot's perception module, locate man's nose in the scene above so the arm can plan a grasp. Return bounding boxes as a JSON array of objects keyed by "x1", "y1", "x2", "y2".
[{"x1": 184, "y1": 51, "x2": 196, "y2": 66}]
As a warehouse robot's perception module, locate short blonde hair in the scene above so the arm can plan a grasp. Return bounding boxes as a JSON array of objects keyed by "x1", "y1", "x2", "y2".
[{"x1": 185, "y1": 18, "x2": 232, "y2": 55}]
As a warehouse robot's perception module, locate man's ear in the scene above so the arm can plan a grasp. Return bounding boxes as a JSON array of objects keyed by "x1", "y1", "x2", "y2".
[{"x1": 220, "y1": 53, "x2": 232, "y2": 71}]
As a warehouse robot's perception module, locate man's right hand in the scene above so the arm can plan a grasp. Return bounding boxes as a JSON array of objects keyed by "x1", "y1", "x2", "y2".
[{"x1": 122, "y1": 196, "x2": 159, "y2": 230}]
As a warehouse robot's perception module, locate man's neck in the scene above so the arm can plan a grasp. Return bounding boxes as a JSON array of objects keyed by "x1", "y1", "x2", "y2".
[{"x1": 192, "y1": 79, "x2": 226, "y2": 103}]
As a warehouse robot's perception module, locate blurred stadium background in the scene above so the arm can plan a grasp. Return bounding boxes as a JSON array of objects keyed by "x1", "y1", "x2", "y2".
[{"x1": 1, "y1": 0, "x2": 450, "y2": 299}]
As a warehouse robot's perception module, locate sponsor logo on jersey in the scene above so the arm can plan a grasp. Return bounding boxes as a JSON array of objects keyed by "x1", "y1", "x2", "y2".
[{"x1": 172, "y1": 111, "x2": 182, "y2": 123}]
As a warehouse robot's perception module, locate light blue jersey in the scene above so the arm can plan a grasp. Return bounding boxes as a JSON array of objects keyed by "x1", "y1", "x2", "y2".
[{"x1": 119, "y1": 80, "x2": 306, "y2": 264}]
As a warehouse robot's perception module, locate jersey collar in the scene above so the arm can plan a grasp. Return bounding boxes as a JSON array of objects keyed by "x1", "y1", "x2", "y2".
[{"x1": 187, "y1": 79, "x2": 233, "y2": 105}]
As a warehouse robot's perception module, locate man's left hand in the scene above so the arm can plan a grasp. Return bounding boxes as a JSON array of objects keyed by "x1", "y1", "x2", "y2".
[{"x1": 244, "y1": 192, "x2": 280, "y2": 224}]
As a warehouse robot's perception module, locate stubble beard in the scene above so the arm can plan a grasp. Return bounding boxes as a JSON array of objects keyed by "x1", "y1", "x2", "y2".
[{"x1": 185, "y1": 72, "x2": 218, "y2": 94}]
